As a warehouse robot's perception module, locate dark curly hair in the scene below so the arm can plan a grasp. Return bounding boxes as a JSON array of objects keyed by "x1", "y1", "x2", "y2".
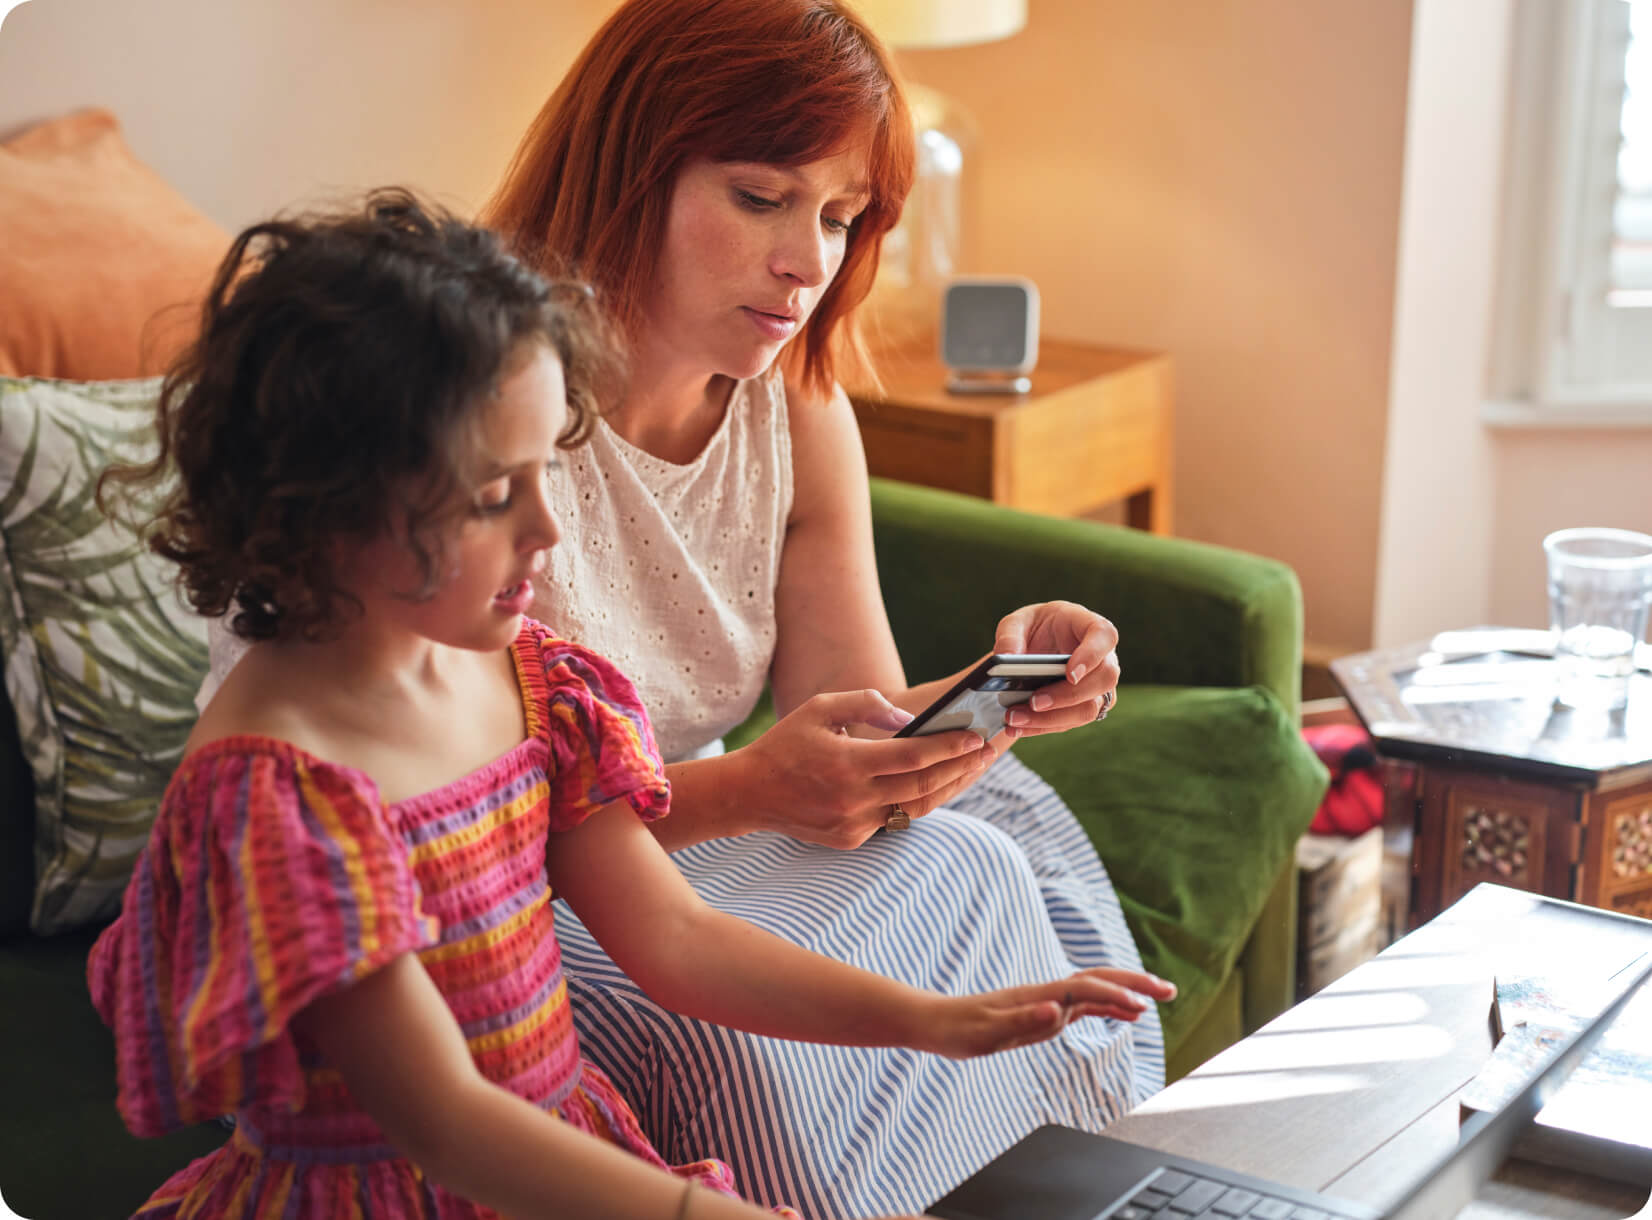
[{"x1": 101, "y1": 188, "x2": 618, "y2": 643}]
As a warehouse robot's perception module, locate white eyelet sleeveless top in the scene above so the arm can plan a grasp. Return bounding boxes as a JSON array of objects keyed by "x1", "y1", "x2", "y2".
[
  {"x1": 538, "y1": 374, "x2": 792, "y2": 762},
  {"x1": 198, "y1": 374, "x2": 792, "y2": 760}
]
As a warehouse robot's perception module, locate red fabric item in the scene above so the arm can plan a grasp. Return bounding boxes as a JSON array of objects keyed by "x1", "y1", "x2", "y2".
[{"x1": 1303, "y1": 723, "x2": 1383, "y2": 836}]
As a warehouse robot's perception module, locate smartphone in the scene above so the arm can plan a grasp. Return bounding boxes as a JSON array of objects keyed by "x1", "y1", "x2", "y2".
[{"x1": 893, "y1": 654, "x2": 1073, "y2": 740}]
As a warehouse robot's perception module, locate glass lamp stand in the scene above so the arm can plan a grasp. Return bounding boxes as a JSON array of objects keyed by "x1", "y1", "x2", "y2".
[{"x1": 868, "y1": 82, "x2": 977, "y2": 339}]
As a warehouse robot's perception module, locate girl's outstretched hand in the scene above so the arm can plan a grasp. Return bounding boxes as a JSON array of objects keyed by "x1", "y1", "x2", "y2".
[{"x1": 919, "y1": 968, "x2": 1177, "y2": 1060}]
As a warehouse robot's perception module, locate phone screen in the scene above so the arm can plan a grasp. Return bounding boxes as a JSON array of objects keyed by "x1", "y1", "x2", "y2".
[{"x1": 894, "y1": 654, "x2": 1071, "y2": 740}]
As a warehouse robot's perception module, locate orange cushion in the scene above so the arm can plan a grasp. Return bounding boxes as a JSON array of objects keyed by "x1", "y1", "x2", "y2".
[{"x1": 0, "y1": 109, "x2": 230, "y2": 380}]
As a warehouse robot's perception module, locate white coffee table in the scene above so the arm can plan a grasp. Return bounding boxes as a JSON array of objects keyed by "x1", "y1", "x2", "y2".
[{"x1": 1105, "y1": 884, "x2": 1652, "y2": 1218}]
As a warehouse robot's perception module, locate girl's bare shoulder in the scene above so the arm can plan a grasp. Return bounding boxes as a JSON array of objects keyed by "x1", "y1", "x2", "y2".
[{"x1": 184, "y1": 642, "x2": 338, "y2": 759}]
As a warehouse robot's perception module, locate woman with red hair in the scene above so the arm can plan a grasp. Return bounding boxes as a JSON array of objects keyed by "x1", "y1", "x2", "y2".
[
  {"x1": 484, "y1": 1, "x2": 1166, "y2": 1215},
  {"x1": 200, "y1": 1, "x2": 1170, "y2": 1215}
]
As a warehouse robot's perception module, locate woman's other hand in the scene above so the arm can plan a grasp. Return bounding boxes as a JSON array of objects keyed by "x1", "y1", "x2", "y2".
[
  {"x1": 733, "y1": 689, "x2": 994, "y2": 848},
  {"x1": 920, "y1": 969, "x2": 1178, "y2": 1061},
  {"x1": 994, "y1": 601, "x2": 1122, "y2": 738}
]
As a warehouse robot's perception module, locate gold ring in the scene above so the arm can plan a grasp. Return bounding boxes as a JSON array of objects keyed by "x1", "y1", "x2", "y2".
[{"x1": 885, "y1": 805, "x2": 912, "y2": 831}]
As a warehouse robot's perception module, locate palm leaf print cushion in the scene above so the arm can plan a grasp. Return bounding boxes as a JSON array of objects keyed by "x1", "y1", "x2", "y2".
[{"x1": 0, "y1": 377, "x2": 206, "y2": 935}]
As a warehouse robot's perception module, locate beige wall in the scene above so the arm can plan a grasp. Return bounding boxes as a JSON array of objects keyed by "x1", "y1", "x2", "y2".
[
  {"x1": 1489, "y1": 429, "x2": 1652, "y2": 631},
  {"x1": 1371, "y1": 0, "x2": 1504, "y2": 648},
  {"x1": 902, "y1": 0, "x2": 1652, "y2": 653},
  {"x1": 0, "y1": 0, "x2": 1415, "y2": 659},
  {"x1": 897, "y1": 0, "x2": 1414, "y2": 656},
  {"x1": 0, "y1": 0, "x2": 612, "y2": 228},
  {"x1": 7, "y1": 0, "x2": 1639, "y2": 654}
]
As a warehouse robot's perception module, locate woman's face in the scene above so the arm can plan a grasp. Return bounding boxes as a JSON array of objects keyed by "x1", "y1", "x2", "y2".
[{"x1": 642, "y1": 143, "x2": 871, "y2": 383}]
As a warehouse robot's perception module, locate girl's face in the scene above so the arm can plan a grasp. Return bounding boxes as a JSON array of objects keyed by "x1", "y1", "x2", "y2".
[
  {"x1": 360, "y1": 343, "x2": 570, "y2": 652},
  {"x1": 640, "y1": 143, "x2": 871, "y2": 382}
]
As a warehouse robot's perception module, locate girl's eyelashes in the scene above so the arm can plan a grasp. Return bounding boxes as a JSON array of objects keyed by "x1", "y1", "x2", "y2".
[
  {"x1": 473, "y1": 489, "x2": 511, "y2": 516},
  {"x1": 472, "y1": 460, "x2": 560, "y2": 517}
]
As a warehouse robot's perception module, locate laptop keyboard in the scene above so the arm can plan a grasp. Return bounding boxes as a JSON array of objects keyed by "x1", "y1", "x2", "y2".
[{"x1": 1106, "y1": 1167, "x2": 1356, "y2": 1220}]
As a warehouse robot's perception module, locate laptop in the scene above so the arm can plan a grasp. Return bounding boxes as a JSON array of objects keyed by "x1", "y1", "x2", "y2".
[{"x1": 929, "y1": 952, "x2": 1652, "y2": 1220}]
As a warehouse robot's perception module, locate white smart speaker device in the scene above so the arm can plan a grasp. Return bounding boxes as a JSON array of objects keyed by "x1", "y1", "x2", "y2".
[{"x1": 939, "y1": 276, "x2": 1040, "y2": 394}]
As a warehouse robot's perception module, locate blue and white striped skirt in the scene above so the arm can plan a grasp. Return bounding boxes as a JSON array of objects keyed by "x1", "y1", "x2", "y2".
[{"x1": 555, "y1": 749, "x2": 1164, "y2": 1219}]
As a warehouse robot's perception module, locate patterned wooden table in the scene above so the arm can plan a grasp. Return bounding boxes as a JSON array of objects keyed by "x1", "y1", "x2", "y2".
[{"x1": 1332, "y1": 627, "x2": 1652, "y2": 929}]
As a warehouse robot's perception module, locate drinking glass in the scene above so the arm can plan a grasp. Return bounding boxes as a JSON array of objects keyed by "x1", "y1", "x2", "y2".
[{"x1": 1543, "y1": 526, "x2": 1652, "y2": 709}]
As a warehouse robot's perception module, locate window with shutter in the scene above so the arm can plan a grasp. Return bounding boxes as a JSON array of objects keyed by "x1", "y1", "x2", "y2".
[
  {"x1": 1609, "y1": 2, "x2": 1652, "y2": 303},
  {"x1": 1537, "y1": 0, "x2": 1652, "y2": 411}
]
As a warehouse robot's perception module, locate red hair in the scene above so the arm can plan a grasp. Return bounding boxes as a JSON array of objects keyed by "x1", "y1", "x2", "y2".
[{"x1": 482, "y1": 0, "x2": 915, "y2": 399}]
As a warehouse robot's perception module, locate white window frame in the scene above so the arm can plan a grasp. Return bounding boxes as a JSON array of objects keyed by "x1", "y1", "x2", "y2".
[{"x1": 1488, "y1": 0, "x2": 1652, "y2": 427}]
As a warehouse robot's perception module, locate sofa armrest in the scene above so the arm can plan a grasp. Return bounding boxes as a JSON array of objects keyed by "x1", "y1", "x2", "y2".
[{"x1": 869, "y1": 478, "x2": 1304, "y2": 718}]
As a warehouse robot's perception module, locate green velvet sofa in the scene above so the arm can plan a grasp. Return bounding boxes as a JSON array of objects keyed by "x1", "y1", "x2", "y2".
[{"x1": 0, "y1": 475, "x2": 1325, "y2": 1219}]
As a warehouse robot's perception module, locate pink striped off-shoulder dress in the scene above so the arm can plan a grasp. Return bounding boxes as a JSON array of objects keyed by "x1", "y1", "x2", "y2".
[{"x1": 88, "y1": 621, "x2": 778, "y2": 1219}]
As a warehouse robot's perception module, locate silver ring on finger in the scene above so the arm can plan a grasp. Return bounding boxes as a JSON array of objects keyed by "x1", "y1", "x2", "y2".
[{"x1": 1096, "y1": 689, "x2": 1116, "y2": 721}]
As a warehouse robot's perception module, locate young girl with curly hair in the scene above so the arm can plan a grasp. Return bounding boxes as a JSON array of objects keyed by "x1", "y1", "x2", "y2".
[{"x1": 91, "y1": 189, "x2": 1171, "y2": 1220}]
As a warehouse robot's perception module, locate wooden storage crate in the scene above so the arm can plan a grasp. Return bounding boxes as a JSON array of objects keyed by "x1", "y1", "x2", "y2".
[{"x1": 1295, "y1": 826, "x2": 1384, "y2": 999}]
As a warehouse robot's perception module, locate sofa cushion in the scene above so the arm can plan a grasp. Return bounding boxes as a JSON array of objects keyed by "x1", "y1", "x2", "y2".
[
  {"x1": 0, "y1": 376, "x2": 206, "y2": 935},
  {"x1": 0, "y1": 109, "x2": 228, "y2": 380},
  {"x1": 1015, "y1": 683, "x2": 1326, "y2": 1054},
  {"x1": 0, "y1": 928, "x2": 225, "y2": 1216}
]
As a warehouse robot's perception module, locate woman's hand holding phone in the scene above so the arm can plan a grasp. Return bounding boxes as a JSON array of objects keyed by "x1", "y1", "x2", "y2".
[
  {"x1": 991, "y1": 600, "x2": 1122, "y2": 737},
  {"x1": 724, "y1": 598, "x2": 1120, "y2": 848},
  {"x1": 893, "y1": 654, "x2": 1072, "y2": 741},
  {"x1": 730, "y1": 689, "x2": 993, "y2": 849}
]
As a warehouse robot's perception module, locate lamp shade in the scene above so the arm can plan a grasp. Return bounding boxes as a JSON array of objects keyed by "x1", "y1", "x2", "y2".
[{"x1": 852, "y1": 0, "x2": 1026, "y2": 49}]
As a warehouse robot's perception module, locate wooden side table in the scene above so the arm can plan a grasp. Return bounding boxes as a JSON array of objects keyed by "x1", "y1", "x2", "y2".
[
  {"x1": 1331, "y1": 627, "x2": 1652, "y2": 929},
  {"x1": 844, "y1": 335, "x2": 1173, "y2": 532}
]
